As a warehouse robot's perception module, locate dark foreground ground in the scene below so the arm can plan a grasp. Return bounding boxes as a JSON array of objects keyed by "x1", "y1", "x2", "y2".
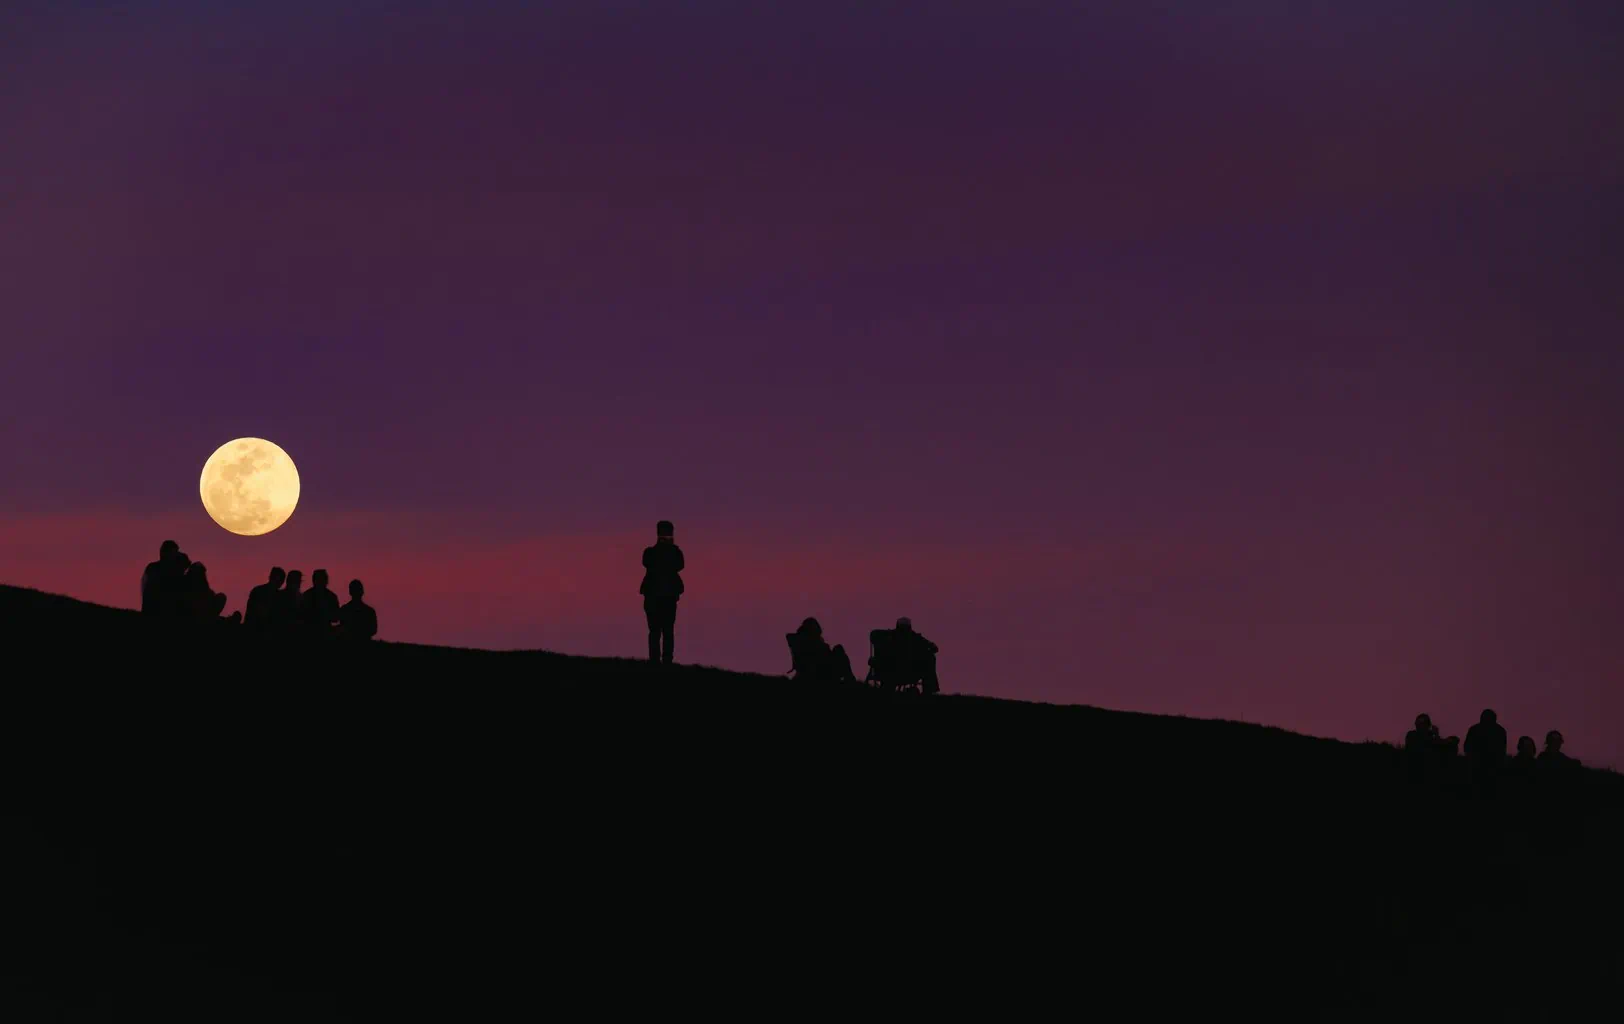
[{"x1": 2, "y1": 584, "x2": 1620, "y2": 1021}]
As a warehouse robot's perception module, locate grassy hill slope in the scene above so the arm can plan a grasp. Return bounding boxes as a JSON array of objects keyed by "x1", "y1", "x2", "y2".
[{"x1": 2, "y1": 583, "x2": 1620, "y2": 1021}]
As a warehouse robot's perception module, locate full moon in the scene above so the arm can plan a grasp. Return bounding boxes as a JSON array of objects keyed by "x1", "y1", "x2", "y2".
[{"x1": 199, "y1": 438, "x2": 301, "y2": 536}]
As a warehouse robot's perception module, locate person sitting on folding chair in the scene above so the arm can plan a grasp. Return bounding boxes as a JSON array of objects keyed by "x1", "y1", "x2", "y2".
[
  {"x1": 866, "y1": 617, "x2": 941, "y2": 695},
  {"x1": 893, "y1": 617, "x2": 939, "y2": 695}
]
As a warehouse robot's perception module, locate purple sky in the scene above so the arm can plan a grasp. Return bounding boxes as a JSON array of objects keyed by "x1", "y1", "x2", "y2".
[{"x1": 3, "y1": 2, "x2": 1621, "y2": 764}]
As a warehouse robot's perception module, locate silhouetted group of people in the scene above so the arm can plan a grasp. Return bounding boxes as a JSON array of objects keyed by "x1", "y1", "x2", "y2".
[
  {"x1": 243, "y1": 565, "x2": 376, "y2": 641},
  {"x1": 1405, "y1": 709, "x2": 1579, "y2": 787},
  {"x1": 141, "y1": 520, "x2": 945, "y2": 678},
  {"x1": 139, "y1": 540, "x2": 377, "y2": 641},
  {"x1": 140, "y1": 540, "x2": 234, "y2": 624},
  {"x1": 633, "y1": 520, "x2": 943, "y2": 692},
  {"x1": 787, "y1": 615, "x2": 941, "y2": 694}
]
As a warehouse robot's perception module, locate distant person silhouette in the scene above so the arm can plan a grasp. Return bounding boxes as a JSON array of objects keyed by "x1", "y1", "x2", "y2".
[
  {"x1": 1404, "y1": 713, "x2": 1457, "y2": 780},
  {"x1": 1406, "y1": 713, "x2": 1458, "y2": 754},
  {"x1": 639, "y1": 520, "x2": 684, "y2": 664},
  {"x1": 1510, "y1": 736, "x2": 1538, "y2": 784},
  {"x1": 1537, "y1": 730, "x2": 1579, "y2": 772},
  {"x1": 1464, "y1": 709, "x2": 1507, "y2": 789},
  {"x1": 894, "y1": 617, "x2": 940, "y2": 695},
  {"x1": 274, "y1": 570, "x2": 304, "y2": 629},
  {"x1": 337, "y1": 579, "x2": 378, "y2": 641},
  {"x1": 299, "y1": 569, "x2": 341, "y2": 632},
  {"x1": 244, "y1": 567, "x2": 286, "y2": 630},
  {"x1": 140, "y1": 540, "x2": 182, "y2": 616},
  {"x1": 182, "y1": 562, "x2": 228, "y2": 620},
  {"x1": 787, "y1": 617, "x2": 857, "y2": 684}
]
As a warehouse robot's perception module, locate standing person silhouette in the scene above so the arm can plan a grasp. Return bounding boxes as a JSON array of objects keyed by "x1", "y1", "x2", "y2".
[{"x1": 640, "y1": 520, "x2": 684, "y2": 664}]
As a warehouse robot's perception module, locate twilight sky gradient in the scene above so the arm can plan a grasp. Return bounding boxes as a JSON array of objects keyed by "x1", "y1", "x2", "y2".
[{"x1": 3, "y1": 2, "x2": 1621, "y2": 763}]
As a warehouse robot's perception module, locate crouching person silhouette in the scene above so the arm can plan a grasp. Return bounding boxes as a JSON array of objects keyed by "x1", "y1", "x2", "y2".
[
  {"x1": 183, "y1": 561, "x2": 229, "y2": 621},
  {"x1": 640, "y1": 520, "x2": 684, "y2": 664}
]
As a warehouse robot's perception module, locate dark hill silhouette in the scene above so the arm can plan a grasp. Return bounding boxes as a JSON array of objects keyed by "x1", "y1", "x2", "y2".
[{"x1": 2, "y1": 583, "x2": 1621, "y2": 1021}]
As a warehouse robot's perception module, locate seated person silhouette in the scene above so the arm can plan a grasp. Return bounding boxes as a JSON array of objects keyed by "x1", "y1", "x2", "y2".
[
  {"x1": 1406, "y1": 713, "x2": 1458, "y2": 754},
  {"x1": 169, "y1": 551, "x2": 192, "y2": 617},
  {"x1": 786, "y1": 617, "x2": 857, "y2": 684},
  {"x1": 1537, "y1": 730, "x2": 1579, "y2": 772},
  {"x1": 274, "y1": 570, "x2": 304, "y2": 630},
  {"x1": 866, "y1": 617, "x2": 941, "y2": 695},
  {"x1": 182, "y1": 561, "x2": 228, "y2": 620},
  {"x1": 299, "y1": 569, "x2": 342, "y2": 633},
  {"x1": 1509, "y1": 736, "x2": 1538, "y2": 782},
  {"x1": 337, "y1": 579, "x2": 378, "y2": 641},
  {"x1": 141, "y1": 540, "x2": 183, "y2": 616},
  {"x1": 895, "y1": 617, "x2": 939, "y2": 695},
  {"x1": 244, "y1": 567, "x2": 285, "y2": 630},
  {"x1": 1403, "y1": 713, "x2": 1458, "y2": 779}
]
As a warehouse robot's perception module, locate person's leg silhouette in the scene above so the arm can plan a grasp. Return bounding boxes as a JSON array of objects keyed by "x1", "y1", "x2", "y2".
[
  {"x1": 644, "y1": 597, "x2": 676, "y2": 663},
  {"x1": 662, "y1": 602, "x2": 676, "y2": 663},
  {"x1": 644, "y1": 597, "x2": 677, "y2": 664},
  {"x1": 645, "y1": 599, "x2": 660, "y2": 661}
]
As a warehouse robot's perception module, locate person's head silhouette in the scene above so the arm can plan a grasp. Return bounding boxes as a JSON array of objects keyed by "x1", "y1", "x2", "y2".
[
  {"x1": 799, "y1": 617, "x2": 822, "y2": 637},
  {"x1": 349, "y1": 579, "x2": 365, "y2": 600},
  {"x1": 267, "y1": 566, "x2": 286, "y2": 586},
  {"x1": 187, "y1": 561, "x2": 207, "y2": 582},
  {"x1": 175, "y1": 552, "x2": 191, "y2": 571},
  {"x1": 1517, "y1": 736, "x2": 1536, "y2": 759},
  {"x1": 1545, "y1": 730, "x2": 1564, "y2": 754},
  {"x1": 1480, "y1": 709, "x2": 1498, "y2": 725},
  {"x1": 896, "y1": 616, "x2": 913, "y2": 633},
  {"x1": 286, "y1": 570, "x2": 303, "y2": 591},
  {"x1": 1414, "y1": 713, "x2": 1433, "y2": 731},
  {"x1": 159, "y1": 539, "x2": 179, "y2": 559},
  {"x1": 312, "y1": 569, "x2": 329, "y2": 589},
  {"x1": 656, "y1": 520, "x2": 674, "y2": 542}
]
